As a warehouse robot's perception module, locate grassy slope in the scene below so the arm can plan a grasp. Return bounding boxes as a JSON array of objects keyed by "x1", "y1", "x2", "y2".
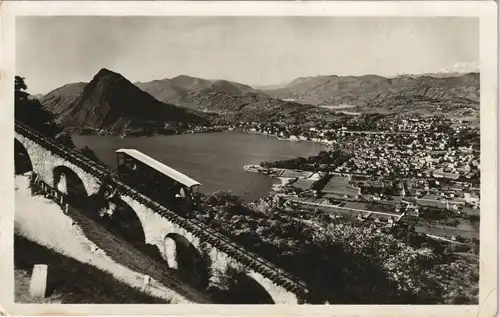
[
  {"x1": 64, "y1": 206, "x2": 213, "y2": 303},
  {"x1": 14, "y1": 174, "x2": 212, "y2": 304},
  {"x1": 14, "y1": 234, "x2": 167, "y2": 304}
]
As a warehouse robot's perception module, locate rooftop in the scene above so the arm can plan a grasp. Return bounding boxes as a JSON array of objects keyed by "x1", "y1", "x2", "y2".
[{"x1": 116, "y1": 148, "x2": 201, "y2": 188}]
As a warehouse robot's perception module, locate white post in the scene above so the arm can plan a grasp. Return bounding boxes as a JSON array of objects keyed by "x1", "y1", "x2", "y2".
[
  {"x1": 143, "y1": 275, "x2": 151, "y2": 286},
  {"x1": 29, "y1": 264, "x2": 48, "y2": 298},
  {"x1": 57, "y1": 173, "x2": 68, "y2": 195},
  {"x1": 142, "y1": 275, "x2": 151, "y2": 291},
  {"x1": 163, "y1": 239, "x2": 178, "y2": 269}
]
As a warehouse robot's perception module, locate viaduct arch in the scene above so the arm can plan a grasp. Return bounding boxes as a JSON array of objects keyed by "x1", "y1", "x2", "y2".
[
  {"x1": 163, "y1": 233, "x2": 210, "y2": 289},
  {"x1": 105, "y1": 197, "x2": 147, "y2": 244},
  {"x1": 14, "y1": 139, "x2": 33, "y2": 175},
  {"x1": 226, "y1": 272, "x2": 276, "y2": 304},
  {"x1": 52, "y1": 165, "x2": 89, "y2": 207}
]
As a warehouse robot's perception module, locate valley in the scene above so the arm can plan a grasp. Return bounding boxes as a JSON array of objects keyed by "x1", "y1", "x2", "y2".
[{"x1": 37, "y1": 68, "x2": 479, "y2": 138}]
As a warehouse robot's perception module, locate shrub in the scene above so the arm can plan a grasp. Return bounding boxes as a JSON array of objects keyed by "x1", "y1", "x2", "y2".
[{"x1": 81, "y1": 146, "x2": 104, "y2": 164}]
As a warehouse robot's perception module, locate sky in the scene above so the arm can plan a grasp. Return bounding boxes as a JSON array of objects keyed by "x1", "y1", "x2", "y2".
[{"x1": 16, "y1": 16, "x2": 479, "y2": 94}]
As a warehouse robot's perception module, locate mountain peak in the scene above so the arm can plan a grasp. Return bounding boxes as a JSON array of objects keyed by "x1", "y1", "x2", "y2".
[
  {"x1": 88, "y1": 69, "x2": 130, "y2": 90},
  {"x1": 172, "y1": 74, "x2": 194, "y2": 80},
  {"x1": 95, "y1": 67, "x2": 117, "y2": 76},
  {"x1": 41, "y1": 68, "x2": 206, "y2": 133},
  {"x1": 85, "y1": 68, "x2": 137, "y2": 99}
]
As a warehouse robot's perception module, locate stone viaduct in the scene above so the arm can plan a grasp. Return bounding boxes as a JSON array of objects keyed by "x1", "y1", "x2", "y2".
[{"x1": 14, "y1": 121, "x2": 314, "y2": 304}]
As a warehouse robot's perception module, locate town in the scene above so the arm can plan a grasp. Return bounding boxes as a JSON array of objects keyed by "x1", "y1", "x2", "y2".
[{"x1": 239, "y1": 113, "x2": 480, "y2": 243}]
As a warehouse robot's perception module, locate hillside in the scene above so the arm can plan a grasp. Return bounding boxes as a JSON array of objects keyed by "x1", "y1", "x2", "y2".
[
  {"x1": 43, "y1": 73, "x2": 314, "y2": 125},
  {"x1": 29, "y1": 93, "x2": 46, "y2": 101},
  {"x1": 15, "y1": 76, "x2": 72, "y2": 144},
  {"x1": 15, "y1": 235, "x2": 166, "y2": 304},
  {"x1": 41, "y1": 69, "x2": 208, "y2": 135},
  {"x1": 179, "y1": 90, "x2": 316, "y2": 123},
  {"x1": 265, "y1": 73, "x2": 480, "y2": 111},
  {"x1": 40, "y1": 70, "x2": 480, "y2": 129},
  {"x1": 135, "y1": 75, "x2": 318, "y2": 122},
  {"x1": 135, "y1": 75, "x2": 259, "y2": 105},
  {"x1": 40, "y1": 82, "x2": 87, "y2": 115}
]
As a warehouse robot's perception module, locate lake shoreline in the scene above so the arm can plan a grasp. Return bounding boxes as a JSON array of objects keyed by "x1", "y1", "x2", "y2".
[
  {"x1": 242, "y1": 130, "x2": 333, "y2": 148},
  {"x1": 72, "y1": 127, "x2": 333, "y2": 149},
  {"x1": 71, "y1": 126, "x2": 227, "y2": 138},
  {"x1": 243, "y1": 164, "x2": 318, "y2": 195},
  {"x1": 72, "y1": 131, "x2": 326, "y2": 202}
]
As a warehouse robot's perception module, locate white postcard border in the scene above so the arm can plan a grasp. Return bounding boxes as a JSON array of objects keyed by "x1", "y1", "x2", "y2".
[{"x1": 0, "y1": 1, "x2": 497, "y2": 316}]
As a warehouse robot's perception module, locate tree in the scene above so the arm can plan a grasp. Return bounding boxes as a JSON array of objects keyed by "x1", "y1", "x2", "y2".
[
  {"x1": 211, "y1": 190, "x2": 243, "y2": 207},
  {"x1": 194, "y1": 185, "x2": 470, "y2": 304},
  {"x1": 15, "y1": 76, "x2": 29, "y2": 101},
  {"x1": 81, "y1": 146, "x2": 103, "y2": 164},
  {"x1": 15, "y1": 75, "x2": 75, "y2": 147},
  {"x1": 252, "y1": 198, "x2": 279, "y2": 216},
  {"x1": 55, "y1": 131, "x2": 76, "y2": 148}
]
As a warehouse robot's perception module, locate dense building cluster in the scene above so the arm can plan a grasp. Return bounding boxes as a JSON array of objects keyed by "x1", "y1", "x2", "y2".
[{"x1": 239, "y1": 113, "x2": 480, "y2": 244}]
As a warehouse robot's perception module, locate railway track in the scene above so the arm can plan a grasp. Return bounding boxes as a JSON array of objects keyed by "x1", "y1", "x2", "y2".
[{"x1": 15, "y1": 121, "x2": 314, "y2": 302}]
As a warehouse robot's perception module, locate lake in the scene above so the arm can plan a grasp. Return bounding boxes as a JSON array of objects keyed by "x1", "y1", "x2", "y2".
[{"x1": 72, "y1": 131, "x2": 326, "y2": 201}]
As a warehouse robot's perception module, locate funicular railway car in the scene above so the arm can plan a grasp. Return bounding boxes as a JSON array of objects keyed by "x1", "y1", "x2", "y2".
[{"x1": 116, "y1": 149, "x2": 201, "y2": 216}]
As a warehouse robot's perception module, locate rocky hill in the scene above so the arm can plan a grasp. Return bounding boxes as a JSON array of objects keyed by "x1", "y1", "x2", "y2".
[
  {"x1": 264, "y1": 73, "x2": 480, "y2": 110},
  {"x1": 41, "y1": 69, "x2": 208, "y2": 135}
]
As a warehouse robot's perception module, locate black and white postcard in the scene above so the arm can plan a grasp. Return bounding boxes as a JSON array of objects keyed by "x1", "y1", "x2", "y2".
[{"x1": 0, "y1": 1, "x2": 497, "y2": 317}]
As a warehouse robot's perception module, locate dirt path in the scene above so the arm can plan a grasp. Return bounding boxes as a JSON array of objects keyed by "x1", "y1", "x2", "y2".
[{"x1": 14, "y1": 174, "x2": 194, "y2": 304}]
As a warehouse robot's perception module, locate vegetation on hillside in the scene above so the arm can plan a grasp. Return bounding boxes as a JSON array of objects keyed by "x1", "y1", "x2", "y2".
[
  {"x1": 193, "y1": 191, "x2": 479, "y2": 304},
  {"x1": 260, "y1": 149, "x2": 352, "y2": 172},
  {"x1": 15, "y1": 76, "x2": 75, "y2": 148},
  {"x1": 80, "y1": 146, "x2": 105, "y2": 165}
]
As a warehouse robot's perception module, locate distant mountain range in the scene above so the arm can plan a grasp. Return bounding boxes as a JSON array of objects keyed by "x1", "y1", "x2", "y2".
[
  {"x1": 135, "y1": 76, "x2": 316, "y2": 121},
  {"x1": 134, "y1": 75, "x2": 304, "y2": 121},
  {"x1": 264, "y1": 73, "x2": 479, "y2": 108},
  {"x1": 38, "y1": 65, "x2": 480, "y2": 134},
  {"x1": 41, "y1": 71, "x2": 314, "y2": 126},
  {"x1": 438, "y1": 61, "x2": 480, "y2": 74},
  {"x1": 392, "y1": 62, "x2": 480, "y2": 80},
  {"x1": 41, "y1": 68, "x2": 207, "y2": 135}
]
